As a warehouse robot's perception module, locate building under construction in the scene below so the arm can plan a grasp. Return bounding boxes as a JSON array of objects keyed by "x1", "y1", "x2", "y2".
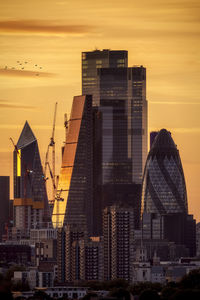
[{"x1": 12, "y1": 121, "x2": 51, "y2": 236}]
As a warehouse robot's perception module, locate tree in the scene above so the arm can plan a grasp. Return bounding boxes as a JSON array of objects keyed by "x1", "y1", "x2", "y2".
[
  {"x1": 109, "y1": 287, "x2": 130, "y2": 300},
  {"x1": 169, "y1": 289, "x2": 200, "y2": 300},
  {"x1": 179, "y1": 269, "x2": 200, "y2": 289},
  {"x1": 161, "y1": 286, "x2": 178, "y2": 300},
  {"x1": 31, "y1": 290, "x2": 52, "y2": 300},
  {"x1": 82, "y1": 292, "x2": 98, "y2": 300},
  {"x1": 12, "y1": 280, "x2": 30, "y2": 291},
  {"x1": 139, "y1": 289, "x2": 160, "y2": 300},
  {"x1": 129, "y1": 282, "x2": 162, "y2": 296}
]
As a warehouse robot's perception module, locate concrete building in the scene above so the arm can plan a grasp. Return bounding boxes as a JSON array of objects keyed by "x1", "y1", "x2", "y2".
[
  {"x1": 0, "y1": 244, "x2": 31, "y2": 265},
  {"x1": 79, "y1": 237, "x2": 103, "y2": 281},
  {"x1": 14, "y1": 268, "x2": 54, "y2": 289},
  {"x1": 57, "y1": 224, "x2": 88, "y2": 283},
  {"x1": 103, "y1": 205, "x2": 134, "y2": 281},
  {"x1": 57, "y1": 225, "x2": 103, "y2": 283}
]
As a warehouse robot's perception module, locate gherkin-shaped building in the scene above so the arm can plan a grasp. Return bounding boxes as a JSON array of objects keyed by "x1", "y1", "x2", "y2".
[
  {"x1": 141, "y1": 129, "x2": 188, "y2": 215},
  {"x1": 140, "y1": 129, "x2": 196, "y2": 257}
]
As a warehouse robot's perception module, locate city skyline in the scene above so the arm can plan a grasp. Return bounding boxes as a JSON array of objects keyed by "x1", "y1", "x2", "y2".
[{"x1": 0, "y1": 0, "x2": 200, "y2": 222}]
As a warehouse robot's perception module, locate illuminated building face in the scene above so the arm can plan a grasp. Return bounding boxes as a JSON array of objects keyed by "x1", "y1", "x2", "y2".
[
  {"x1": 17, "y1": 149, "x2": 21, "y2": 177},
  {"x1": 52, "y1": 95, "x2": 93, "y2": 231}
]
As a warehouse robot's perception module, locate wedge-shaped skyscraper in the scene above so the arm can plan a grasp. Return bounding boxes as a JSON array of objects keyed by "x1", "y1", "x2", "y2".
[
  {"x1": 13, "y1": 121, "x2": 50, "y2": 230},
  {"x1": 52, "y1": 95, "x2": 93, "y2": 231}
]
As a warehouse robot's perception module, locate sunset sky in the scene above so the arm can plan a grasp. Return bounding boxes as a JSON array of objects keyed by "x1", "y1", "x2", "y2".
[{"x1": 0, "y1": 0, "x2": 199, "y2": 220}]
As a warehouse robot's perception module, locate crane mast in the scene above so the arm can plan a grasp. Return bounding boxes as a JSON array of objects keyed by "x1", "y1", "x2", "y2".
[{"x1": 44, "y1": 102, "x2": 57, "y2": 205}]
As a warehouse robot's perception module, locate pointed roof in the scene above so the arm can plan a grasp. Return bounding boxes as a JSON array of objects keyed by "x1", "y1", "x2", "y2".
[
  {"x1": 17, "y1": 121, "x2": 36, "y2": 149},
  {"x1": 149, "y1": 129, "x2": 178, "y2": 157}
]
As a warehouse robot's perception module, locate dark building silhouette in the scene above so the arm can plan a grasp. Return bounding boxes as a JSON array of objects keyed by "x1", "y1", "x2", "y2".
[
  {"x1": 52, "y1": 95, "x2": 93, "y2": 232},
  {"x1": 82, "y1": 49, "x2": 147, "y2": 235},
  {"x1": 0, "y1": 244, "x2": 31, "y2": 264},
  {"x1": 141, "y1": 129, "x2": 196, "y2": 257},
  {"x1": 150, "y1": 131, "x2": 158, "y2": 149},
  {"x1": 13, "y1": 121, "x2": 50, "y2": 230},
  {"x1": 0, "y1": 176, "x2": 9, "y2": 241}
]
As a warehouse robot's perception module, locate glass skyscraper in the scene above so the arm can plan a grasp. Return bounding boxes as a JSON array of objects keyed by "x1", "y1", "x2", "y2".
[
  {"x1": 82, "y1": 49, "x2": 147, "y2": 234},
  {"x1": 13, "y1": 121, "x2": 50, "y2": 228},
  {"x1": 141, "y1": 129, "x2": 188, "y2": 215},
  {"x1": 82, "y1": 50, "x2": 128, "y2": 106},
  {"x1": 141, "y1": 129, "x2": 196, "y2": 257},
  {"x1": 52, "y1": 95, "x2": 93, "y2": 231},
  {"x1": 82, "y1": 49, "x2": 147, "y2": 185}
]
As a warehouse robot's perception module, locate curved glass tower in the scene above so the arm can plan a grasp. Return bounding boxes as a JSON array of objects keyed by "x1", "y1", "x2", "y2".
[{"x1": 141, "y1": 129, "x2": 188, "y2": 215}]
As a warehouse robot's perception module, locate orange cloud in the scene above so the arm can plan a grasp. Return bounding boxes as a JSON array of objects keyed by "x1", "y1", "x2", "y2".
[
  {"x1": 0, "y1": 68, "x2": 54, "y2": 78},
  {"x1": 0, "y1": 100, "x2": 36, "y2": 110},
  {"x1": 0, "y1": 19, "x2": 94, "y2": 36}
]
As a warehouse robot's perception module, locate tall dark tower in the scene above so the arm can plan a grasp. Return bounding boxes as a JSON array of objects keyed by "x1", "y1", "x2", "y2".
[
  {"x1": 13, "y1": 121, "x2": 50, "y2": 229},
  {"x1": 82, "y1": 49, "x2": 147, "y2": 234},
  {"x1": 0, "y1": 176, "x2": 9, "y2": 241},
  {"x1": 141, "y1": 129, "x2": 196, "y2": 257},
  {"x1": 82, "y1": 49, "x2": 128, "y2": 106}
]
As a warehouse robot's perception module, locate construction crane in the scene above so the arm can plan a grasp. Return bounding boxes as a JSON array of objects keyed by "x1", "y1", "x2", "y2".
[
  {"x1": 53, "y1": 114, "x2": 69, "y2": 228},
  {"x1": 44, "y1": 102, "x2": 58, "y2": 204}
]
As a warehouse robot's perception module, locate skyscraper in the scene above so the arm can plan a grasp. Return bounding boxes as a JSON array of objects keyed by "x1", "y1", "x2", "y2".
[
  {"x1": 82, "y1": 49, "x2": 128, "y2": 106},
  {"x1": 82, "y1": 49, "x2": 147, "y2": 234},
  {"x1": 142, "y1": 129, "x2": 188, "y2": 215},
  {"x1": 13, "y1": 121, "x2": 50, "y2": 230},
  {"x1": 52, "y1": 95, "x2": 93, "y2": 231},
  {"x1": 141, "y1": 129, "x2": 196, "y2": 257},
  {"x1": 103, "y1": 205, "x2": 134, "y2": 281}
]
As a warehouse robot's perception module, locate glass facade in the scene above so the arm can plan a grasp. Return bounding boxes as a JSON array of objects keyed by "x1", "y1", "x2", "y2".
[
  {"x1": 140, "y1": 129, "x2": 196, "y2": 257},
  {"x1": 82, "y1": 49, "x2": 128, "y2": 106},
  {"x1": 141, "y1": 129, "x2": 188, "y2": 215},
  {"x1": 52, "y1": 95, "x2": 93, "y2": 232},
  {"x1": 82, "y1": 50, "x2": 148, "y2": 234},
  {"x1": 13, "y1": 121, "x2": 50, "y2": 224}
]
